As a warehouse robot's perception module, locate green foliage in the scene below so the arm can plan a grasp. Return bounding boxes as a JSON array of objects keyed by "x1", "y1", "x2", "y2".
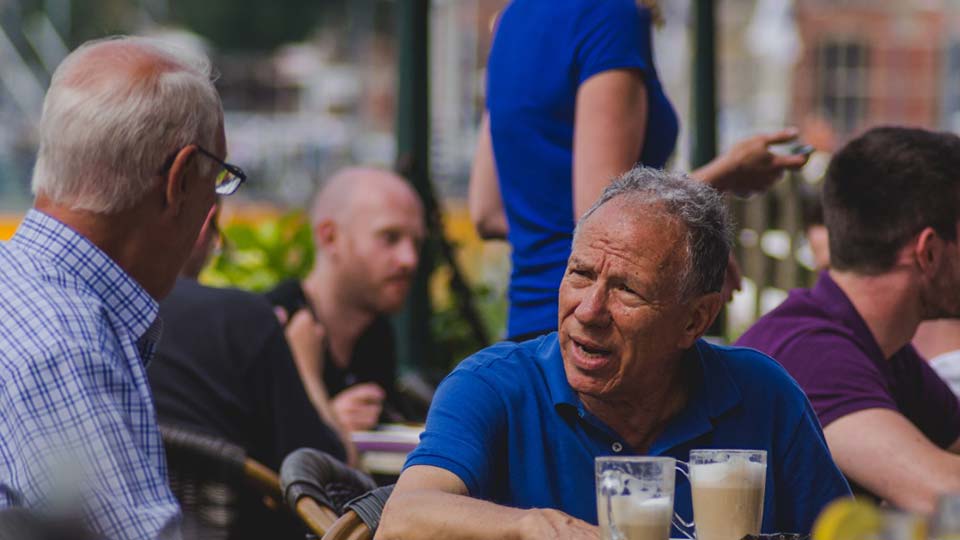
[
  {"x1": 429, "y1": 264, "x2": 507, "y2": 370},
  {"x1": 201, "y1": 211, "x2": 314, "y2": 291}
]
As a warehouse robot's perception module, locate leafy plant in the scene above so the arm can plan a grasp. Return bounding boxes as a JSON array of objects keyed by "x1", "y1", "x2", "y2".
[
  {"x1": 430, "y1": 265, "x2": 507, "y2": 369},
  {"x1": 201, "y1": 211, "x2": 314, "y2": 291}
]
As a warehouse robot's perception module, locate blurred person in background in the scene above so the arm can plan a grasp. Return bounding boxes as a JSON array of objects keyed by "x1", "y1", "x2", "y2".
[
  {"x1": 0, "y1": 36, "x2": 232, "y2": 539},
  {"x1": 147, "y1": 201, "x2": 351, "y2": 539},
  {"x1": 379, "y1": 168, "x2": 849, "y2": 540},
  {"x1": 799, "y1": 180, "x2": 830, "y2": 271},
  {"x1": 913, "y1": 320, "x2": 960, "y2": 397},
  {"x1": 267, "y1": 167, "x2": 426, "y2": 432},
  {"x1": 469, "y1": 0, "x2": 811, "y2": 341},
  {"x1": 736, "y1": 127, "x2": 960, "y2": 514},
  {"x1": 148, "y1": 201, "x2": 351, "y2": 468}
]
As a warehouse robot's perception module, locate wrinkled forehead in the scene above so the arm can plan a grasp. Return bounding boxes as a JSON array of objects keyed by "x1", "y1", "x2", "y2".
[{"x1": 572, "y1": 200, "x2": 688, "y2": 270}]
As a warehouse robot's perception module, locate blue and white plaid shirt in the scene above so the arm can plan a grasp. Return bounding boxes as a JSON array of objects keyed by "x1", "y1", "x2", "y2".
[{"x1": 0, "y1": 210, "x2": 181, "y2": 539}]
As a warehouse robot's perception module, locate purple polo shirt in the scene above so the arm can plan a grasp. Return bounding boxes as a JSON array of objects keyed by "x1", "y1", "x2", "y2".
[{"x1": 736, "y1": 272, "x2": 960, "y2": 449}]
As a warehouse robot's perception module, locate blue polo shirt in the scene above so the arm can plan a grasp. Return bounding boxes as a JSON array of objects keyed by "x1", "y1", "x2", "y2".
[
  {"x1": 405, "y1": 334, "x2": 850, "y2": 534},
  {"x1": 487, "y1": 0, "x2": 679, "y2": 337}
]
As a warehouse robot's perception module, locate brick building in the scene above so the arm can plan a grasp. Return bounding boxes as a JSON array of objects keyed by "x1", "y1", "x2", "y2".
[{"x1": 792, "y1": 1, "x2": 960, "y2": 149}]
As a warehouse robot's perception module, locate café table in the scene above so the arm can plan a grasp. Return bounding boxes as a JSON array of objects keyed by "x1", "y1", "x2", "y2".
[{"x1": 351, "y1": 424, "x2": 423, "y2": 481}]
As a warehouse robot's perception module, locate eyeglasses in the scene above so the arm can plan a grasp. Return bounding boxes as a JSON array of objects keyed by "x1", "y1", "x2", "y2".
[{"x1": 194, "y1": 146, "x2": 247, "y2": 196}]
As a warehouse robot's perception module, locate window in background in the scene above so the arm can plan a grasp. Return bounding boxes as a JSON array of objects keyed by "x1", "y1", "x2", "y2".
[
  {"x1": 941, "y1": 41, "x2": 960, "y2": 132},
  {"x1": 815, "y1": 40, "x2": 869, "y2": 138}
]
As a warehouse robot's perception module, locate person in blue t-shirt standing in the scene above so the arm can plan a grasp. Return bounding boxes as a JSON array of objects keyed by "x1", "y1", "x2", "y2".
[
  {"x1": 469, "y1": 0, "x2": 811, "y2": 340},
  {"x1": 380, "y1": 168, "x2": 850, "y2": 539}
]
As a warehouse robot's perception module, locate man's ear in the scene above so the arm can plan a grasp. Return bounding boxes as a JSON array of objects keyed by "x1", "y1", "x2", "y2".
[
  {"x1": 914, "y1": 227, "x2": 945, "y2": 278},
  {"x1": 678, "y1": 292, "x2": 724, "y2": 349},
  {"x1": 313, "y1": 219, "x2": 337, "y2": 250},
  {"x1": 163, "y1": 145, "x2": 198, "y2": 214}
]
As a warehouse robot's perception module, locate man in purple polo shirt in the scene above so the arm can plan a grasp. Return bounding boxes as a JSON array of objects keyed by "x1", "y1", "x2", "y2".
[{"x1": 737, "y1": 126, "x2": 960, "y2": 514}]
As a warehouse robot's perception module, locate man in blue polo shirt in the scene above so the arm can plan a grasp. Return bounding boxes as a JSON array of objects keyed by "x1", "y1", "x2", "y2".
[{"x1": 379, "y1": 168, "x2": 850, "y2": 539}]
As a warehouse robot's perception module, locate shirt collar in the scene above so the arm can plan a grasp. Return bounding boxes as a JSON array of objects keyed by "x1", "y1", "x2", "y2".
[
  {"x1": 810, "y1": 270, "x2": 886, "y2": 361},
  {"x1": 540, "y1": 332, "x2": 743, "y2": 449},
  {"x1": 138, "y1": 317, "x2": 165, "y2": 366},
  {"x1": 540, "y1": 333, "x2": 579, "y2": 411},
  {"x1": 648, "y1": 340, "x2": 742, "y2": 454},
  {"x1": 12, "y1": 209, "x2": 160, "y2": 358}
]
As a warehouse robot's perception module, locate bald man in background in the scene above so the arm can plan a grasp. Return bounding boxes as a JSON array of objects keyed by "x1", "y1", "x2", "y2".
[{"x1": 267, "y1": 167, "x2": 426, "y2": 432}]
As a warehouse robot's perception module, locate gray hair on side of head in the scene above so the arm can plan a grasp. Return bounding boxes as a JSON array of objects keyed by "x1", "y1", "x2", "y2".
[
  {"x1": 574, "y1": 166, "x2": 733, "y2": 300},
  {"x1": 31, "y1": 36, "x2": 222, "y2": 214}
]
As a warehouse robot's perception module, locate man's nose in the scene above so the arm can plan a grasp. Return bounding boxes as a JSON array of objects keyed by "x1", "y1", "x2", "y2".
[
  {"x1": 395, "y1": 237, "x2": 419, "y2": 270},
  {"x1": 574, "y1": 284, "x2": 611, "y2": 327}
]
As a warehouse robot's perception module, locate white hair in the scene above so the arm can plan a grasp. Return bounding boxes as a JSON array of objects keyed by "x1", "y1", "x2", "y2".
[{"x1": 31, "y1": 36, "x2": 222, "y2": 214}]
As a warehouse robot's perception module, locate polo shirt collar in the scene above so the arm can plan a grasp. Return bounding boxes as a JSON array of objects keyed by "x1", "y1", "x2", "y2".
[
  {"x1": 12, "y1": 209, "x2": 160, "y2": 362},
  {"x1": 541, "y1": 334, "x2": 580, "y2": 412},
  {"x1": 540, "y1": 332, "x2": 743, "y2": 450},
  {"x1": 810, "y1": 270, "x2": 886, "y2": 361},
  {"x1": 650, "y1": 340, "x2": 742, "y2": 454}
]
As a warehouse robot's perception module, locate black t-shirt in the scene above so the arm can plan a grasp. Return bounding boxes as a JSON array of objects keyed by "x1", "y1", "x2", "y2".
[
  {"x1": 148, "y1": 278, "x2": 347, "y2": 470},
  {"x1": 265, "y1": 279, "x2": 408, "y2": 421}
]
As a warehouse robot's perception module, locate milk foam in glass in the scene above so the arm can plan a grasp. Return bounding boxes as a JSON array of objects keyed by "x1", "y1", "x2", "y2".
[
  {"x1": 596, "y1": 457, "x2": 677, "y2": 540},
  {"x1": 689, "y1": 450, "x2": 767, "y2": 540}
]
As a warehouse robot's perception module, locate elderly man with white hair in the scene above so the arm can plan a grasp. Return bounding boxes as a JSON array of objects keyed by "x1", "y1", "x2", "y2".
[{"x1": 0, "y1": 36, "x2": 242, "y2": 538}]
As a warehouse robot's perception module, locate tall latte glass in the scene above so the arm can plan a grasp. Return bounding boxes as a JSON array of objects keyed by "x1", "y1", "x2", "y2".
[
  {"x1": 689, "y1": 449, "x2": 767, "y2": 540},
  {"x1": 596, "y1": 456, "x2": 676, "y2": 540}
]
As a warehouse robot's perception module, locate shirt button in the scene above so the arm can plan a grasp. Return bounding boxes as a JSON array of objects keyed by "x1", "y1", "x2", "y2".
[{"x1": 612, "y1": 442, "x2": 623, "y2": 453}]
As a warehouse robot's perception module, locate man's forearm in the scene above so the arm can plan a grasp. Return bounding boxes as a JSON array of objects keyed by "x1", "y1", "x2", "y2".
[{"x1": 377, "y1": 489, "x2": 530, "y2": 540}]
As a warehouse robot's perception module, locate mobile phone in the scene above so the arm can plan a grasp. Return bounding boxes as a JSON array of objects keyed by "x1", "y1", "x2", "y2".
[{"x1": 789, "y1": 143, "x2": 815, "y2": 155}]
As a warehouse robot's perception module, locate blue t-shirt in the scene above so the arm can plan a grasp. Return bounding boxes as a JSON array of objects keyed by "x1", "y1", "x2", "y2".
[
  {"x1": 405, "y1": 334, "x2": 851, "y2": 534},
  {"x1": 487, "y1": 0, "x2": 680, "y2": 337}
]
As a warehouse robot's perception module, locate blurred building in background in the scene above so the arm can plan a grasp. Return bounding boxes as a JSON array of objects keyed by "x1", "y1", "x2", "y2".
[
  {"x1": 3, "y1": 0, "x2": 960, "y2": 341},
  {"x1": 793, "y1": 0, "x2": 960, "y2": 148}
]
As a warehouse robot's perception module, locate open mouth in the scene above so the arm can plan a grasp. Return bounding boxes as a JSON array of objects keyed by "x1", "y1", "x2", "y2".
[
  {"x1": 571, "y1": 337, "x2": 613, "y2": 370},
  {"x1": 575, "y1": 339, "x2": 610, "y2": 357}
]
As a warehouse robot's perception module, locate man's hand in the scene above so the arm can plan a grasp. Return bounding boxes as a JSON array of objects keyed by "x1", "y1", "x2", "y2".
[
  {"x1": 518, "y1": 509, "x2": 600, "y2": 540},
  {"x1": 697, "y1": 128, "x2": 810, "y2": 195},
  {"x1": 333, "y1": 383, "x2": 386, "y2": 432}
]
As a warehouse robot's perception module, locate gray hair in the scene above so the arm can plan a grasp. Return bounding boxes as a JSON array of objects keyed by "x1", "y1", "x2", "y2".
[
  {"x1": 31, "y1": 36, "x2": 222, "y2": 214},
  {"x1": 575, "y1": 166, "x2": 733, "y2": 299}
]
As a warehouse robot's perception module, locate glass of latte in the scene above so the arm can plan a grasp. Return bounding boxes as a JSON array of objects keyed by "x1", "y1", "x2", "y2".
[
  {"x1": 688, "y1": 449, "x2": 767, "y2": 540},
  {"x1": 596, "y1": 456, "x2": 677, "y2": 540}
]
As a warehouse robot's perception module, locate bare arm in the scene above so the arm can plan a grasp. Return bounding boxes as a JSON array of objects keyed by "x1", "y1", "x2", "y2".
[
  {"x1": 824, "y1": 408, "x2": 960, "y2": 514},
  {"x1": 572, "y1": 69, "x2": 647, "y2": 219},
  {"x1": 285, "y1": 309, "x2": 358, "y2": 466},
  {"x1": 468, "y1": 113, "x2": 508, "y2": 240},
  {"x1": 377, "y1": 465, "x2": 599, "y2": 540}
]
